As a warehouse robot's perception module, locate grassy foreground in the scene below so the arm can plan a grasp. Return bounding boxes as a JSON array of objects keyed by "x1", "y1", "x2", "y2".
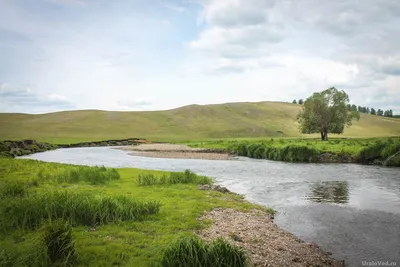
[
  {"x1": 0, "y1": 158, "x2": 266, "y2": 266},
  {"x1": 1, "y1": 101, "x2": 399, "y2": 143}
]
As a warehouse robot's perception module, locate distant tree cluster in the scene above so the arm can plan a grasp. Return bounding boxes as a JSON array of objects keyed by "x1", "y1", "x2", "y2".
[
  {"x1": 292, "y1": 99, "x2": 304, "y2": 105},
  {"x1": 346, "y1": 104, "x2": 394, "y2": 117}
]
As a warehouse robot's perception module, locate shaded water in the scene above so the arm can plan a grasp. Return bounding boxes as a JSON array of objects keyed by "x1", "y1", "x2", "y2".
[{"x1": 20, "y1": 147, "x2": 400, "y2": 267}]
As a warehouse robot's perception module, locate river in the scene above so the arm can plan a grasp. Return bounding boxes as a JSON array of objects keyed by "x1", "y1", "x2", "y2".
[{"x1": 19, "y1": 147, "x2": 400, "y2": 267}]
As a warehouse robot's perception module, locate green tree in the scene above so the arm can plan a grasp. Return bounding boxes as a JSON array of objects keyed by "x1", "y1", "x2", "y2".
[
  {"x1": 371, "y1": 108, "x2": 376, "y2": 115},
  {"x1": 292, "y1": 99, "x2": 297, "y2": 104},
  {"x1": 351, "y1": 104, "x2": 357, "y2": 112},
  {"x1": 366, "y1": 107, "x2": 370, "y2": 114},
  {"x1": 377, "y1": 109, "x2": 384, "y2": 116},
  {"x1": 296, "y1": 87, "x2": 360, "y2": 141},
  {"x1": 298, "y1": 99, "x2": 304, "y2": 105}
]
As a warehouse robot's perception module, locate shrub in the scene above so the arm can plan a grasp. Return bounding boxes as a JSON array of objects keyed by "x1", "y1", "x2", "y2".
[{"x1": 161, "y1": 235, "x2": 251, "y2": 267}]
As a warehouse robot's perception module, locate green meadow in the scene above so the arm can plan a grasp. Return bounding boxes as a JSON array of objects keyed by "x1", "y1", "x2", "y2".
[
  {"x1": 0, "y1": 158, "x2": 266, "y2": 267},
  {"x1": 1, "y1": 102, "x2": 399, "y2": 144}
]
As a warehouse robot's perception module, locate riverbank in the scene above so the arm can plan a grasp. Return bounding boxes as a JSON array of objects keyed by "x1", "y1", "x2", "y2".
[
  {"x1": 186, "y1": 137, "x2": 400, "y2": 166},
  {"x1": 198, "y1": 208, "x2": 344, "y2": 267},
  {"x1": 119, "y1": 143, "x2": 231, "y2": 160},
  {"x1": 0, "y1": 158, "x2": 343, "y2": 266},
  {"x1": 0, "y1": 138, "x2": 147, "y2": 158}
]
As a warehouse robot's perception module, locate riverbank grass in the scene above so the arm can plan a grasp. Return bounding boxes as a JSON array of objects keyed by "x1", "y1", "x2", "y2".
[
  {"x1": 186, "y1": 137, "x2": 400, "y2": 165},
  {"x1": 0, "y1": 158, "x2": 266, "y2": 266}
]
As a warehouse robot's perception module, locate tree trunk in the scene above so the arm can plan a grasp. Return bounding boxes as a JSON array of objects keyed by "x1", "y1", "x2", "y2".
[{"x1": 321, "y1": 132, "x2": 328, "y2": 141}]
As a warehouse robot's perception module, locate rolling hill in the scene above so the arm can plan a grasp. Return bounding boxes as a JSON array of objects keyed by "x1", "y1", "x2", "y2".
[{"x1": 1, "y1": 101, "x2": 399, "y2": 144}]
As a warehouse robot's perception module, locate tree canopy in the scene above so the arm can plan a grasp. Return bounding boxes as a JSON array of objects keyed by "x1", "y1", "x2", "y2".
[{"x1": 296, "y1": 87, "x2": 360, "y2": 140}]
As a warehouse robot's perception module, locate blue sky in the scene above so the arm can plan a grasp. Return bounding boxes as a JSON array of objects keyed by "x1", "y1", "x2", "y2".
[{"x1": 1, "y1": 0, "x2": 400, "y2": 114}]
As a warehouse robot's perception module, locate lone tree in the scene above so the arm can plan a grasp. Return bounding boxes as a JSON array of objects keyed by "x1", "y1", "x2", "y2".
[{"x1": 296, "y1": 87, "x2": 360, "y2": 141}]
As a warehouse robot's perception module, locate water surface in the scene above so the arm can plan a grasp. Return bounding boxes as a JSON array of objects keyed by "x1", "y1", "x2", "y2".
[{"x1": 20, "y1": 147, "x2": 400, "y2": 267}]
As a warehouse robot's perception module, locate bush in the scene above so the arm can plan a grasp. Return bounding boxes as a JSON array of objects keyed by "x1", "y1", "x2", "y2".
[
  {"x1": 0, "y1": 190, "x2": 160, "y2": 232},
  {"x1": 161, "y1": 235, "x2": 251, "y2": 267},
  {"x1": 137, "y1": 170, "x2": 213, "y2": 186}
]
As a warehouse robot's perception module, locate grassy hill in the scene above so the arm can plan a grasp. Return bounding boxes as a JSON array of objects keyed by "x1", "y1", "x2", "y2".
[{"x1": 1, "y1": 101, "x2": 399, "y2": 144}]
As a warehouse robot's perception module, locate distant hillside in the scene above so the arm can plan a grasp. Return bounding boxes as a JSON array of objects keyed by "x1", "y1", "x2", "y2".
[{"x1": 1, "y1": 101, "x2": 399, "y2": 143}]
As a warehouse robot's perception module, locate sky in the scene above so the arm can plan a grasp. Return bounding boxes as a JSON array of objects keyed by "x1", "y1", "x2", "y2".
[{"x1": 0, "y1": 0, "x2": 400, "y2": 114}]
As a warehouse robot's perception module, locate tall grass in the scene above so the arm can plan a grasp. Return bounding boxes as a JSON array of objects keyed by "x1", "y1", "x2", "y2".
[
  {"x1": 357, "y1": 138, "x2": 400, "y2": 166},
  {"x1": 0, "y1": 181, "x2": 27, "y2": 198},
  {"x1": 230, "y1": 142, "x2": 320, "y2": 162},
  {"x1": 0, "y1": 190, "x2": 160, "y2": 232},
  {"x1": 0, "y1": 220, "x2": 78, "y2": 267},
  {"x1": 38, "y1": 165, "x2": 120, "y2": 185},
  {"x1": 137, "y1": 170, "x2": 213, "y2": 186},
  {"x1": 38, "y1": 220, "x2": 78, "y2": 266},
  {"x1": 161, "y1": 235, "x2": 252, "y2": 267}
]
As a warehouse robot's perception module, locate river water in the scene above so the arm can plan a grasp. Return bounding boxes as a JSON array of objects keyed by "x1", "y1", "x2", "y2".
[{"x1": 20, "y1": 147, "x2": 400, "y2": 267}]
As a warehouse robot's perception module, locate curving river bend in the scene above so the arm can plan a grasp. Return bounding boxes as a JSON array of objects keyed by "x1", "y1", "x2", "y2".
[{"x1": 20, "y1": 147, "x2": 400, "y2": 267}]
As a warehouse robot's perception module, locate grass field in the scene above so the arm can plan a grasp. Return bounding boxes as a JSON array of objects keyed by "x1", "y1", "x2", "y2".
[
  {"x1": 1, "y1": 101, "x2": 399, "y2": 144},
  {"x1": 0, "y1": 158, "x2": 265, "y2": 267}
]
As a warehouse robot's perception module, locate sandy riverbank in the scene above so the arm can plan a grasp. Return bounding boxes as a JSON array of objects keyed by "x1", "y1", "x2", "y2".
[{"x1": 119, "y1": 143, "x2": 232, "y2": 160}]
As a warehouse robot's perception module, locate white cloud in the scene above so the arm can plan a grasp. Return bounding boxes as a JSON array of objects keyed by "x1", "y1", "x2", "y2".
[
  {"x1": 0, "y1": 83, "x2": 74, "y2": 113},
  {"x1": 0, "y1": 0, "x2": 399, "y2": 115}
]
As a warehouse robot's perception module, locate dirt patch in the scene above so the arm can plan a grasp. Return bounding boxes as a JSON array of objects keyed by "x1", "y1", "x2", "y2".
[
  {"x1": 197, "y1": 208, "x2": 344, "y2": 267},
  {"x1": 120, "y1": 143, "x2": 232, "y2": 160}
]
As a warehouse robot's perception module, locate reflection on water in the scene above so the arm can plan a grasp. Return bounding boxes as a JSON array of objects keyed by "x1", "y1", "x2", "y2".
[{"x1": 306, "y1": 181, "x2": 349, "y2": 204}]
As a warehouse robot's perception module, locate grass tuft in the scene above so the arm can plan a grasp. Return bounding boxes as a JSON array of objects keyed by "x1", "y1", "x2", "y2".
[
  {"x1": 42, "y1": 165, "x2": 120, "y2": 185},
  {"x1": 38, "y1": 220, "x2": 78, "y2": 266},
  {"x1": 161, "y1": 235, "x2": 252, "y2": 267},
  {"x1": 137, "y1": 170, "x2": 213, "y2": 186}
]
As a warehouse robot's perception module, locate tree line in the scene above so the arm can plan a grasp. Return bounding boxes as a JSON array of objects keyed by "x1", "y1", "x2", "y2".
[
  {"x1": 346, "y1": 105, "x2": 394, "y2": 117},
  {"x1": 292, "y1": 99, "x2": 395, "y2": 117}
]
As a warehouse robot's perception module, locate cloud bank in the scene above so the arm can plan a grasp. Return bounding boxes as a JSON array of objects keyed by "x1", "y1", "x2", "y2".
[{"x1": 0, "y1": 0, "x2": 399, "y2": 113}]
